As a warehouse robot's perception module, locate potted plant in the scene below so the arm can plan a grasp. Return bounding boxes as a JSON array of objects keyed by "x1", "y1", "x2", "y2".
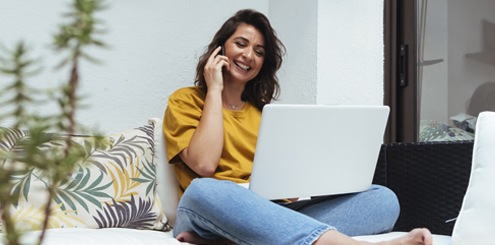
[{"x1": 0, "y1": 1, "x2": 107, "y2": 244}]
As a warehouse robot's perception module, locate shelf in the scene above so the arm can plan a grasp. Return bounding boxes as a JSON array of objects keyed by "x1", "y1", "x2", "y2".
[
  {"x1": 466, "y1": 52, "x2": 495, "y2": 66},
  {"x1": 465, "y1": 19, "x2": 495, "y2": 66}
]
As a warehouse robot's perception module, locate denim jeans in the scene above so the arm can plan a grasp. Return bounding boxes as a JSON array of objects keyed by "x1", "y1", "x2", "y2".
[{"x1": 173, "y1": 178, "x2": 400, "y2": 245}]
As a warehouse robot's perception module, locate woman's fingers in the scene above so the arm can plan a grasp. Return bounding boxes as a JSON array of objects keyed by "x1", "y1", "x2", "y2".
[
  {"x1": 214, "y1": 45, "x2": 222, "y2": 56},
  {"x1": 204, "y1": 47, "x2": 230, "y2": 90},
  {"x1": 223, "y1": 57, "x2": 230, "y2": 72},
  {"x1": 207, "y1": 46, "x2": 222, "y2": 63},
  {"x1": 206, "y1": 47, "x2": 227, "y2": 69},
  {"x1": 215, "y1": 55, "x2": 229, "y2": 70},
  {"x1": 205, "y1": 56, "x2": 228, "y2": 76}
]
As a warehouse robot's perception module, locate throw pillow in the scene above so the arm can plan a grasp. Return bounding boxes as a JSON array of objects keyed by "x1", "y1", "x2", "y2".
[
  {"x1": 419, "y1": 120, "x2": 475, "y2": 142},
  {"x1": 0, "y1": 122, "x2": 169, "y2": 232},
  {"x1": 148, "y1": 117, "x2": 180, "y2": 226},
  {"x1": 452, "y1": 111, "x2": 495, "y2": 244}
]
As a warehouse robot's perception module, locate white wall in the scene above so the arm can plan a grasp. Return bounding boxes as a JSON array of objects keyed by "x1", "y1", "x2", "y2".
[
  {"x1": 268, "y1": 0, "x2": 384, "y2": 106},
  {"x1": 0, "y1": 0, "x2": 267, "y2": 133},
  {"x1": 0, "y1": 0, "x2": 384, "y2": 134},
  {"x1": 317, "y1": 0, "x2": 384, "y2": 105},
  {"x1": 269, "y1": 0, "x2": 318, "y2": 104}
]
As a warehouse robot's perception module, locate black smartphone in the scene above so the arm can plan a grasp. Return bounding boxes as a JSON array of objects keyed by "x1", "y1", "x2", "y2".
[{"x1": 219, "y1": 43, "x2": 225, "y2": 56}]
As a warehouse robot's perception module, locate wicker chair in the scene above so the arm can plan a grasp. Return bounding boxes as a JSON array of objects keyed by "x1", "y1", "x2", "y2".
[{"x1": 372, "y1": 140, "x2": 474, "y2": 236}]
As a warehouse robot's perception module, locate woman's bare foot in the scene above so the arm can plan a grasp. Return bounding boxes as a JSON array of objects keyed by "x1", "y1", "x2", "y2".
[
  {"x1": 176, "y1": 231, "x2": 233, "y2": 244},
  {"x1": 384, "y1": 228, "x2": 432, "y2": 245},
  {"x1": 314, "y1": 228, "x2": 432, "y2": 245}
]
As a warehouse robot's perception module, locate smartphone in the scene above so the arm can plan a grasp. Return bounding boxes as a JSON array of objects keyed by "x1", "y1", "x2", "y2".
[
  {"x1": 219, "y1": 43, "x2": 225, "y2": 56},
  {"x1": 219, "y1": 43, "x2": 226, "y2": 72}
]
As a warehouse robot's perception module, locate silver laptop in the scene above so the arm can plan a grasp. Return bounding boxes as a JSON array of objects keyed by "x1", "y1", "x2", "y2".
[{"x1": 248, "y1": 104, "x2": 390, "y2": 200}]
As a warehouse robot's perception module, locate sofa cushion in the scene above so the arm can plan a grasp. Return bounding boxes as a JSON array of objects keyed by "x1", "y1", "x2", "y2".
[
  {"x1": 452, "y1": 111, "x2": 495, "y2": 244},
  {"x1": 149, "y1": 117, "x2": 180, "y2": 226},
  {"x1": 0, "y1": 122, "x2": 169, "y2": 231},
  {"x1": 353, "y1": 232, "x2": 451, "y2": 245},
  {"x1": 0, "y1": 228, "x2": 187, "y2": 245},
  {"x1": 0, "y1": 229, "x2": 452, "y2": 245}
]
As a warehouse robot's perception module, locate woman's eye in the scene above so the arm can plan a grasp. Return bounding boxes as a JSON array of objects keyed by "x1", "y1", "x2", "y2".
[
  {"x1": 236, "y1": 42, "x2": 246, "y2": 47},
  {"x1": 255, "y1": 50, "x2": 264, "y2": 56}
]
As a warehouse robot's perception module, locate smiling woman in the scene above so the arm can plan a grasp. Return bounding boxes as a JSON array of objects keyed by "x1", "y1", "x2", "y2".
[
  {"x1": 164, "y1": 9, "x2": 283, "y2": 193},
  {"x1": 162, "y1": 9, "x2": 433, "y2": 245}
]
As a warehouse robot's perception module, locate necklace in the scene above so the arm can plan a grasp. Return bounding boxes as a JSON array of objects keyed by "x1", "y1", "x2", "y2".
[
  {"x1": 224, "y1": 101, "x2": 245, "y2": 110},
  {"x1": 222, "y1": 95, "x2": 245, "y2": 110}
]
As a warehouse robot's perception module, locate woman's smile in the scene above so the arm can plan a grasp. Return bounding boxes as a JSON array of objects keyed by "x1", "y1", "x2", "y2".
[{"x1": 234, "y1": 60, "x2": 251, "y2": 71}]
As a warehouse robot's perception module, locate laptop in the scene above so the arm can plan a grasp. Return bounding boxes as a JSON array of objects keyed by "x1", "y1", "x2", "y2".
[{"x1": 247, "y1": 104, "x2": 390, "y2": 200}]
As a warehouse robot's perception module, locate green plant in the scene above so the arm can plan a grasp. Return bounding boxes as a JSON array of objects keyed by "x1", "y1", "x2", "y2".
[{"x1": 0, "y1": 1, "x2": 108, "y2": 244}]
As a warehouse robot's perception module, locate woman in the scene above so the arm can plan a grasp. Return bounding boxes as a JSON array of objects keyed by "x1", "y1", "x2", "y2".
[{"x1": 164, "y1": 9, "x2": 432, "y2": 245}]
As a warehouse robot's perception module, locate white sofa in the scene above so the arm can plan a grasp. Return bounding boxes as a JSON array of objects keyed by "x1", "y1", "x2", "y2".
[{"x1": 6, "y1": 112, "x2": 495, "y2": 245}]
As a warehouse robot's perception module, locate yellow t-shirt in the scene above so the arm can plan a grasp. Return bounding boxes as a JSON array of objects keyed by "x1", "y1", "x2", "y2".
[{"x1": 163, "y1": 87, "x2": 261, "y2": 197}]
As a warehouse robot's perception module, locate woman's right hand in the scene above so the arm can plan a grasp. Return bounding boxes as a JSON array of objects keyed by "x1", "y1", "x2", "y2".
[
  {"x1": 180, "y1": 46, "x2": 227, "y2": 177},
  {"x1": 203, "y1": 46, "x2": 230, "y2": 92}
]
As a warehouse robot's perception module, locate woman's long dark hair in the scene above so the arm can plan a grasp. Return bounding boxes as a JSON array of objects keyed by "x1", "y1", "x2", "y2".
[{"x1": 194, "y1": 9, "x2": 285, "y2": 111}]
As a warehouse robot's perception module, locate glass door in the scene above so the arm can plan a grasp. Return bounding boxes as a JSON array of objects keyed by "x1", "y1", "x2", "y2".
[{"x1": 417, "y1": 0, "x2": 495, "y2": 142}]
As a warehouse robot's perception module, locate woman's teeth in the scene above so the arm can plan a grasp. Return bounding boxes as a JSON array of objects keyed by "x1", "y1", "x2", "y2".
[{"x1": 235, "y1": 61, "x2": 250, "y2": 71}]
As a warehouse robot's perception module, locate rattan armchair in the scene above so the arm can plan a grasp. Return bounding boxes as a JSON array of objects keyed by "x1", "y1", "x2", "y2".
[{"x1": 372, "y1": 140, "x2": 474, "y2": 235}]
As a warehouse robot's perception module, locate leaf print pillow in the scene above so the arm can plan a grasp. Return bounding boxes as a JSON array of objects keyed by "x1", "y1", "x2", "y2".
[
  {"x1": 419, "y1": 120, "x2": 475, "y2": 142},
  {"x1": 0, "y1": 122, "x2": 170, "y2": 232}
]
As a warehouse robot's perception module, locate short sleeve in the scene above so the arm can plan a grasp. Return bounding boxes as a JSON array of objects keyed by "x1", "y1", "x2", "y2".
[{"x1": 163, "y1": 88, "x2": 205, "y2": 163}]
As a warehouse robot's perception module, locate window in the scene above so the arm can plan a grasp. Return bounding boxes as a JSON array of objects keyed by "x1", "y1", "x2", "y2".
[{"x1": 384, "y1": 0, "x2": 495, "y2": 143}]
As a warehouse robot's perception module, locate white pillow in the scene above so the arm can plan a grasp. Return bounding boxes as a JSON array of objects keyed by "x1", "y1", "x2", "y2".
[
  {"x1": 452, "y1": 111, "x2": 495, "y2": 244},
  {"x1": 149, "y1": 118, "x2": 180, "y2": 226}
]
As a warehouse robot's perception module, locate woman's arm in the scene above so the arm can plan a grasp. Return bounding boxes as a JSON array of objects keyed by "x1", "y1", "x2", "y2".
[{"x1": 179, "y1": 46, "x2": 229, "y2": 177}]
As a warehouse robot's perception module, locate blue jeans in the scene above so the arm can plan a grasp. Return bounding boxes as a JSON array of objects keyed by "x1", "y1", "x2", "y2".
[{"x1": 173, "y1": 178, "x2": 400, "y2": 245}]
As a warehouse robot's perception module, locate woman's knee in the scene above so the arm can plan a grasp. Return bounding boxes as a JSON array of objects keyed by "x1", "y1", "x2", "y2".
[
  {"x1": 370, "y1": 185, "x2": 400, "y2": 225},
  {"x1": 180, "y1": 178, "x2": 238, "y2": 207},
  {"x1": 175, "y1": 178, "x2": 226, "y2": 235},
  {"x1": 182, "y1": 178, "x2": 217, "y2": 203},
  {"x1": 371, "y1": 185, "x2": 399, "y2": 207}
]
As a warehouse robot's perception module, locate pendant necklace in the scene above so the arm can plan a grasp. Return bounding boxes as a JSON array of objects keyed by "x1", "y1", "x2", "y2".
[
  {"x1": 225, "y1": 101, "x2": 244, "y2": 110},
  {"x1": 223, "y1": 95, "x2": 244, "y2": 110}
]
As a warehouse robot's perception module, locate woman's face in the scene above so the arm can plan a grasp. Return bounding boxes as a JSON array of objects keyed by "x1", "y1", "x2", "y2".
[{"x1": 223, "y1": 23, "x2": 265, "y2": 84}]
